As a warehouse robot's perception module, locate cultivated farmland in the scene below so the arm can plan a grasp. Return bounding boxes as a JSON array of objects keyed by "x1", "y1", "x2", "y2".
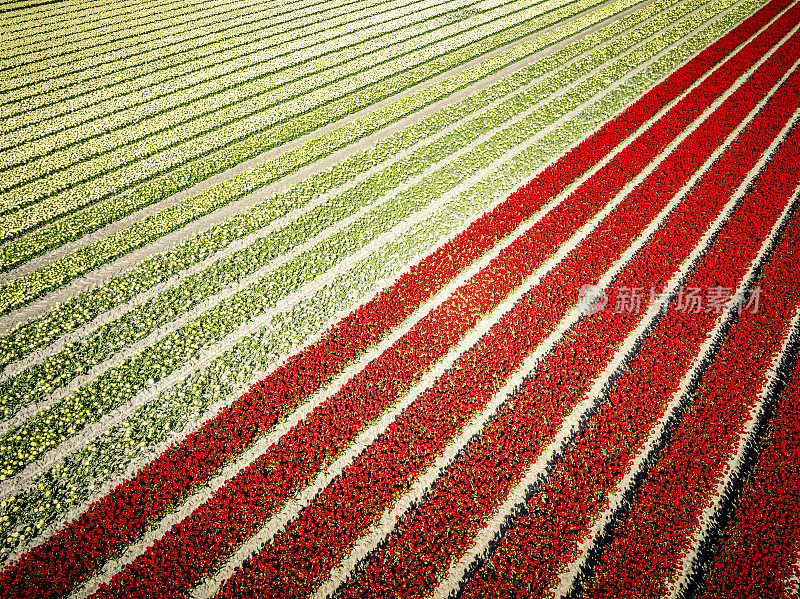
[{"x1": 0, "y1": 0, "x2": 798, "y2": 597}]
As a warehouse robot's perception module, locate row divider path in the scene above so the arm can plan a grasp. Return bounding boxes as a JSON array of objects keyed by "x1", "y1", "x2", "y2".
[
  {"x1": 0, "y1": 0, "x2": 652, "y2": 350},
  {"x1": 546, "y1": 125, "x2": 800, "y2": 599},
  {"x1": 572, "y1": 112, "x2": 800, "y2": 595},
  {"x1": 145, "y1": 39, "x2": 768, "y2": 592}
]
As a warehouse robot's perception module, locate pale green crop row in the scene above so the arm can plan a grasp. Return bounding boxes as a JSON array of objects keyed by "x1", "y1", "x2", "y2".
[
  {"x1": 1, "y1": 0, "x2": 344, "y2": 105},
  {"x1": 1, "y1": 0, "x2": 432, "y2": 128},
  {"x1": 0, "y1": 0, "x2": 612, "y2": 292},
  {"x1": 0, "y1": 0, "x2": 431, "y2": 146},
  {"x1": 0, "y1": 0, "x2": 761, "y2": 559},
  {"x1": 0, "y1": 0, "x2": 681, "y2": 422},
  {"x1": 6, "y1": 0, "x2": 216, "y2": 50},
  {"x1": 0, "y1": 0, "x2": 550, "y2": 217},
  {"x1": 0, "y1": 0, "x2": 479, "y2": 179},
  {"x1": 3, "y1": 0, "x2": 300, "y2": 74},
  {"x1": 1, "y1": 0, "x2": 160, "y2": 39}
]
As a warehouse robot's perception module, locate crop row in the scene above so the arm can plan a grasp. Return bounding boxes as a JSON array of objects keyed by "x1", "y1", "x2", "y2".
[
  {"x1": 2, "y1": 0, "x2": 249, "y2": 47},
  {"x1": 223, "y1": 69, "x2": 740, "y2": 599},
  {"x1": 0, "y1": 0, "x2": 767, "y2": 563},
  {"x1": 0, "y1": 0, "x2": 744, "y2": 583},
  {"x1": 0, "y1": 167, "x2": 498, "y2": 566},
  {"x1": 1, "y1": 0, "x2": 408, "y2": 122},
  {"x1": 702, "y1": 340, "x2": 800, "y2": 598},
  {"x1": 0, "y1": 0, "x2": 746, "y2": 309},
  {"x1": 3, "y1": 0, "x2": 318, "y2": 76},
  {"x1": 87, "y1": 29, "x2": 738, "y2": 591},
  {"x1": 0, "y1": 0, "x2": 746, "y2": 492},
  {"x1": 0, "y1": 0, "x2": 480, "y2": 169},
  {"x1": 0, "y1": 0, "x2": 768, "y2": 572},
  {"x1": 332, "y1": 20, "x2": 800, "y2": 598},
  {"x1": 0, "y1": 0, "x2": 626, "y2": 279},
  {"x1": 457, "y1": 54, "x2": 800, "y2": 599},
  {"x1": 91, "y1": 128, "x2": 640, "y2": 598},
  {"x1": 3, "y1": 0, "x2": 784, "y2": 592},
  {"x1": 0, "y1": 0, "x2": 581, "y2": 228},
  {"x1": 0, "y1": 0, "x2": 440, "y2": 147},
  {"x1": 2, "y1": 0, "x2": 186, "y2": 45},
  {"x1": 0, "y1": 0, "x2": 701, "y2": 477},
  {"x1": 103, "y1": 13, "x2": 800, "y2": 595}
]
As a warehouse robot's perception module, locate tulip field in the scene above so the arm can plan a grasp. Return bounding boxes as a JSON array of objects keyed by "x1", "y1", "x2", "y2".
[{"x1": 3, "y1": 0, "x2": 800, "y2": 595}]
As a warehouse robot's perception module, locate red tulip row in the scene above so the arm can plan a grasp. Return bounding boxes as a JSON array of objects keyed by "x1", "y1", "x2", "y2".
[
  {"x1": 0, "y1": 1, "x2": 787, "y2": 596},
  {"x1": 208, "y1": 24, "x2": 800, "y2": 597},
  {"x1": 93, "y1": 17, "x2": 767, "y2": 594},
  {"x1": 329, "y1": 25, "x2": 800, "y2": 599},
  {"x1": 582, "y1": 135, "x2": 800, "y2": 597},
  {"x1": 701, "y1": 340, "x2": 800, "y2": 599},
  {"x1": 458, "y1": 63, "x2": 800, "y2": 599}
]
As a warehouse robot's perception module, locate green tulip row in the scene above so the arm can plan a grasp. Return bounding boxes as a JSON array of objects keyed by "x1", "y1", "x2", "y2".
[
  {"x1": 0, "y1": 0, "x2": 472, "y2": 167},
  {"x1": 0, "y1": 0, "x2": 619, "y2": 302},
  {"x1": 0, "y1": 0, "x2": 565, "y2": 225},
  {"x1": 1, "y1": 0, "x2": 432, "y2": 150},
  {"x1": 0, "y1": 0, "x2": 756, "y2": 560},
  {"x1": 3, "y1": 0, "x2": 303, "y2": 81},
  {"x1": 2, "y1": 0, "x2": 160, "y2": 44}
]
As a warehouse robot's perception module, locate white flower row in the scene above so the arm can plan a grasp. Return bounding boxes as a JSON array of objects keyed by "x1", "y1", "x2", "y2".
[
  {"x1": 1, "y1": 0, "x2": 152, "y2": 42},
  {"x1": 3, "y1": 0, "x2": 290, "y2": 79},
  {"x1": 1, "y1": 0, "x2": 360, "y2": 116}
]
